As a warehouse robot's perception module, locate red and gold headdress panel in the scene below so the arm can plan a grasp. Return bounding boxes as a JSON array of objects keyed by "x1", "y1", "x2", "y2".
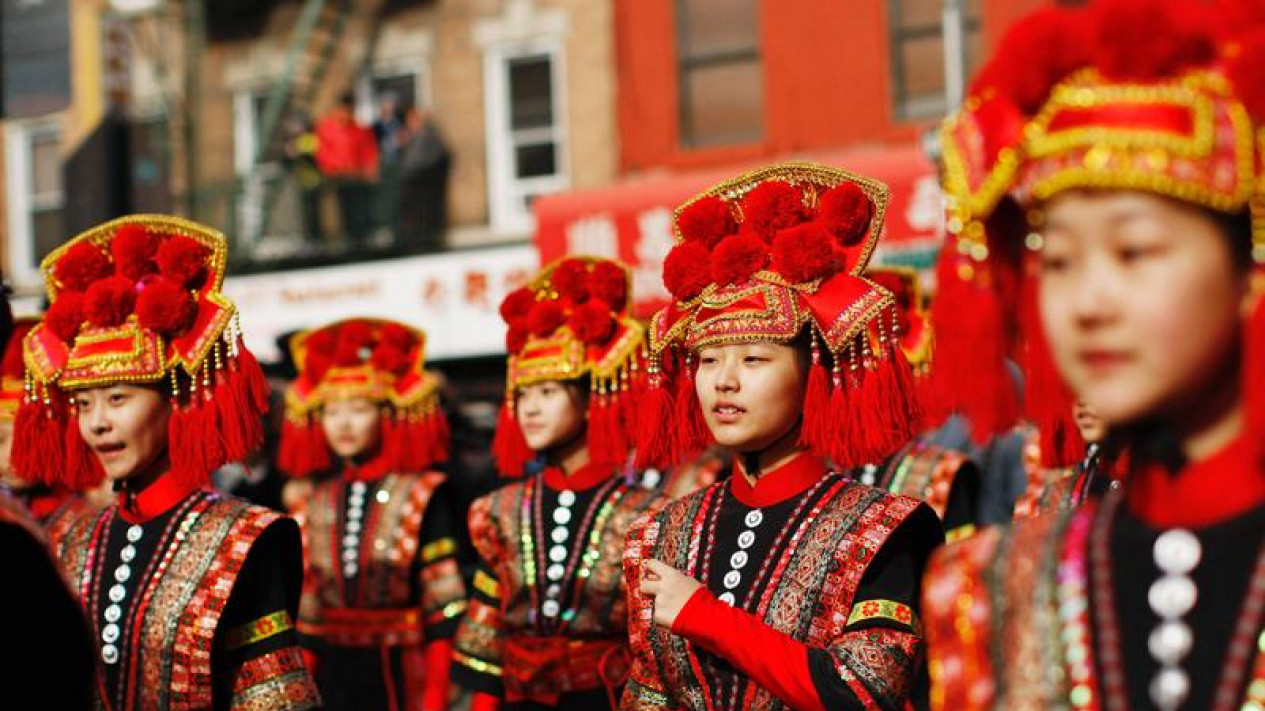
[
  {"x1": 932, "y1": 0, "x2": 1265, "y2": 466},
  {"x1": 14, "y1": 215, "x2": 270, "y2": 489},
  {"x1": 0, "y1": 318, "x2": 39, "y2": 422},
  {"x1": 635, "y1": 162, "x2": 920, "y2": 471},
  {"x1": 866, "y1": 267, "x2": 933, "y2": 377},
  {"x1": 492, "y1": 257, "x2": 644, "y2": 477},
  {"x1": 278, "y1": 318, "x2": 448, "y2": 478}
]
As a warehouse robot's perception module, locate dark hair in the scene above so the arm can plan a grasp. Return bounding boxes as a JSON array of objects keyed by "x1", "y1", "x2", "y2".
[
  {"x1": 338, "y1": 91, "x2": 355, "y2": 108},
  {"x1": 1211, "y1": 208, "x2": 1253, "y2": 271}
]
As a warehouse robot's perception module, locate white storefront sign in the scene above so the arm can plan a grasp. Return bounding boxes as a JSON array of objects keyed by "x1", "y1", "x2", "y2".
[{"x1": 222, "y1": 245, "x2": 538, "y2": 363}]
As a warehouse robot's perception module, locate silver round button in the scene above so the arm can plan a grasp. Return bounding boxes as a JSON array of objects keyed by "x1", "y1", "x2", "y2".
[
  {"x1": 347, "y1": 506, "x2": 363, "y2": 520},
  {"x1": 102, "y1": 644, "x2": 119, "y2": 665},
  {"x1": 542, "y1": 599, "x2": 561, "y2": 618},
  {"x1": 120, "y1": 545, "x2": 136, "y2": 563},
  {"x1": 558, "y1": 490, "x2": 577, "y2": 507},
  {"x1": 717, "y1": 592, "x2": 736, "y2": 606},
  {"x1": 343, "y1": 564, "x2": 359, "y2": 578},
  {"x1": 1149, "y1": 575, "x2": 1197, "y2": 619},
  {"x1": 546, "y1": 564, "x2": 565, "y2": 581},
  {"x1": 642, "y1": 470, "x2": 662, "y2": 489},
  {"x1": 1148, "y1": 621, "x2": 1193, "y2": 665},
  {"x1": 548, "y1": 545, "x2": 568, "y2": 563},
  {"x1": 113, "y1": 564, "x2": 131, "y2": 583},
  {"x1": 342, "y1": 549, "x2": 358, "y2": 563},
  {"x1": 343, "y1": 535, "x2": 359, "y2": 547},
  {"x1": 350, "y1": 482, "x2": 367, "y2": 494},
  {"x1": 553, "y1": 507, "x2": 572, "y2": 525},
  {"x1": 744, "y1": 510, "x2": 764, "y2": 528},
  {"x1": 723, "y1": 570, "x2": 742, "y2": 590},
  {"x1": 376, "y1": 490, "x2": 390, "y2": 504},
  {"x1": 108, "y1": 585, "x2": 126, "y2": 603},
  {"x1": 104, "y1": 604, "x2": 122, "y2": 624},
  {"x1": 347, "y1": 520, "x2": 362, "y2": 533},
  {"x1": 126, "y1": 525, "x2": 143, "y2": 543},
  {"x1": 729, "y1": 551, "x2": 749, "y2": 570},
  {"x1": 546, "y1": 584, "x2": 562, "y2": 598},
  {"x1": 737, "y1": 531, "x2": 756, "y2": 549},
  {"x1": 102, "y1": 623, "x2": 120, "y2": 644},
  {"x1": 1154, "y1": 529, "x2": 1201, "y2": 575},
  {"x1": 1149, "y1": 667, "x2": 1190, "y2": 711},
  {"x1": 551, "y1": 526, "x2": 569, "y2": 544}
]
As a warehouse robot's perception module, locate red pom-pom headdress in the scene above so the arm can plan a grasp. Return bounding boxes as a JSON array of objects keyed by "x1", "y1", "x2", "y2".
[
  {"x1": 636, "y1": 162, "x2": 920, "y2": 472},
  {"x1": 14, "y1": 215, "x2": 270, "y2": 490},
  {"x1": 933, "y1": 0, "x2": 1265, "y2": 466},
  {"x1": 0, "y1": 318, "x2": 38, "y2": 424},
  {"x1": 279, "y1": 318, "x2": 447, "y2": 480},
  {"x1": 493, "y1": 256, "x2": 645, "y2": 477}
]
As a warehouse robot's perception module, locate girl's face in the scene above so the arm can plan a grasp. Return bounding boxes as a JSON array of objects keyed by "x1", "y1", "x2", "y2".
[
  {"x1": 515, "y1": 380, "x2": 586, "y2": 452},
  {"x1": 694, "y1": 342, "x2": 807, "y2": 453},
  {"x1": 1039, "y1": 190, "x2": 1251, "y2": 429},
  {"x1": 322, "y1": 397, "x2": 382, "y2": 459},
  {"x1": 75, "y1": 384, "x2": 171, "y2": 483}
]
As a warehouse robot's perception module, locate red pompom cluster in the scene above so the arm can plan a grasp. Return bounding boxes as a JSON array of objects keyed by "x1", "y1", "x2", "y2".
[
  {"x1": 500, "y1": 288, "x2": 536, "y2": 323},
  {"x1": 740, "y1": 181, "x2": 809, "y2": 242},
  {"x1": 137, "y1": 278, "x2": 197, "y2": 336},
  {"x1": 711, "y1": 234, "x2": 768, "y2": 286},
  {"x1": 1, "y1": 322, "x2": 35, "y2": 378},
  {"x1": 302, "y1": 321, "x2": 419, "y2": 380},
  {"x1": 552, "y1": 259, "x2": 591, "y2": 304},
  {"x1": 678, "y1": 196, "x2": 737, "y2": 249},
  {"x1": 370, "y1": 341, "x2": 412, "y2": 375},
  {"x1": 505, "y1": 326, "x2": 528, "y2": 354},
  {"x1": 589, "y1": 261, "x2": 628, "y2": 310},
  {"x1": 111, "y1": 225, "x2": 160, "y2": 281},
  {"x1": 969, "y1": 7, "x2": 1092, "y2": 115},
  {"x1": 1093, "y1": 0, "x2": 1214, "y2": 82},
  {"x1": 817, "y1": 183, "x2": 873, "y2": 247},
  {"x1": 44, "y1": 293, "x2": 86, "y2": 342},
  {"x1": 663, "y1": 242, "x2": 713, "y2": 301},
  {"x1": 333, "y1": 321, "x2": 375, "y2": 366},
  {"x1": 528, "y1": 301, "x2": 566, "y2": 337},
  {"x1": 84, "y1": 276, "x2": 137, "y2": 328},
  {"x1": 55, "y1": 242, "x2": 113, "y2": 293},
  {"x1": 772, "y1": 224, "x2": 841, "y2": 283},
  {"x1": 569, "y1": 299, "x2": 617, "y2": 346},
  {"x1": 1225, "y1": 30, "x2": 1265, "y2": 122},
  {"x1": 156, "y1": 236, "x2": 210, "y2": 289}
]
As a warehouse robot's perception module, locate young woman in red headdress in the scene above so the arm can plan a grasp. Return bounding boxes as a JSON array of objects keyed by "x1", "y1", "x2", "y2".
[
  {"x1": 277, "y1": 318, "x2": 466, "y2": 711},
  {"x1": 14, "y1": 215, "x2": 319, "y2": 710},
  {"x1": 451, "y1": 257, "x2": 666, "y2": 711},
  {"x1": 621, "y1": 163, "x2": 943, "y2": 711},
  {"x1": 922, "y1": 2, "x2": 1265, "y2": 709}
]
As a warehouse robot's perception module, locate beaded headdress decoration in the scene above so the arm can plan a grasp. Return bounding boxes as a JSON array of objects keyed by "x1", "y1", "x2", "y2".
[
  {"x1": 278, "y1": 318, "x2": 449, "y2": 479},
  {"x1": 866, "y1": 266, "x2": 933, "y2": 378},
  {"x1": 492, "y1": 256, "x2": 645, "y2": 477},
  {"x1": 0, "y1": 318, "x2": 38, "y2": 423},
  {"x1": 635, "y1": 162, "x2": 920, "y2": 470},
  {"x1": 931, "y1": 0, "x2": 1265, "y2": 466},
  {"x1": 15, "y1": 215, "x2": 270, "y2": 489}
]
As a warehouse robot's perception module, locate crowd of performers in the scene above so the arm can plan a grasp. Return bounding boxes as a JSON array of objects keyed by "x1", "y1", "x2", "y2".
[{"x1": 2, "y1": 1, "x2": 1264, "y2": 709}]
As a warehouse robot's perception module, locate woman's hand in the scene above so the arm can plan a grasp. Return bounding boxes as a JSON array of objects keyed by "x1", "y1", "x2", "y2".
[{"x1": 640, "y1": 559, "x2": 704, "y2": 629}]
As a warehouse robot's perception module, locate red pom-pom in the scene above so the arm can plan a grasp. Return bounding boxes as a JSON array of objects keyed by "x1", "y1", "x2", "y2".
[
  {"x1": 1225, "y1": 30, "x2": 1265, "y2": 122},
  {"x1": 378, "y1": 322, "x2": 415, "y2": 352},
  {"x1": 552, "y1": 259, "x2": 591, "y2": 304},
  {"x1": 589, "y1": 261, "x2": 628, "y2": 311},
  {"x1": 969, "y1": 7, "x2": 1091, "y2": 114},
  {"x1": 740, "y1": 181, "x2": 808, "y2": 241},
  {"x1": 528, "y1": 300, "x2": 566, "y2": 337},
  {"x1": 506, "y1": 326, "x2": 528, "y2": 354},
  {"x1": 663, "y1": 242, "x2": 714, "y2": 301},
  {"x1": 370, "y1": 343, "x2": 411, "y2": 375},
  {"x1": 155, "y1": 236, "x2": 210, "y2": 289},
  {"x1": 1092, "y1": 0, "x2": 1215, "y2": 81},
  {"x1": 44, "y1": 293, "x2": 86, "y2": 342},
  {"x1": 111, "y1": 225, "x2": 161, "y2": 280},
  {"x1": 333, "y1": 321, "x2": 374, "y2": 366},
  {"x1": 817, "y1": 182, "x2": 873, "y2": 247},
  {"x1": 710, "y1": 234, "x2": 768, "y2": 286},
  {"x1": 499, "y1": 287, "x2": 536, "y2": 324},
  {"x1": 771, "y1": 223, "x2": 842, "y2": 283},
  {"x1": 136, "y1": 278, "x2": 197, "y2": 336},
  {"x1": 305, "y1": 328, "x2": 337, "y2": 357},
  {"x1": 84, "y1": 276, "x2": 137, "y2": 328},
  {"x1": 55, "y1": 242, "x2": 113, "y2": 293},
  {"x1": 569, "y1": 299, "x2": 617, "y2": 346},
  {"x1": 678, "y1": 196, "x2": 737, "y2": 249}
]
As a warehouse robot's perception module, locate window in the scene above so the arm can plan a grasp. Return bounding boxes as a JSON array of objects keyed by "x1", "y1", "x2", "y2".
[
  {"x1": 4, "y1": 118, "x2": 64, "y2": 286},
  {"x1": 484, "y1": 45, "x2": 568, "y2": 234},
  {"x1": 889, "y1": 0, "x2": 982, "y2": 120},
  {"x1": 676, "y1": 0, "x2": 762, "y2": 148},
  {"x1": 233, "y1": 89, "x2": 273, "y2": 175}
]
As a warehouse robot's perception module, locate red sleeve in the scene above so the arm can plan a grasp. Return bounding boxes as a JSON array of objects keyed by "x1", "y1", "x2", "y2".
[
  {"x1": 422, "y1": 639, "x2": 453, "y2": 711},
  {"x1": 672, "y1": 588, "x2": 826, "y2": 711},
  {"x1": 471, "y1": 691, "x2": 502, "y2": 711}
]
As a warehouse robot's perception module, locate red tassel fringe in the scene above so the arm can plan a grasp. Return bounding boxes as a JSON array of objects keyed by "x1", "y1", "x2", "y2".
[
  {"x1": 799, "y1": 358, "x2": 831, "y2": 452},
  {"x1": 672, "y1": 365, "x2": 710, "y2": 460},
  {"x1": 1020, "y1": 275, "x2": 1084, "y2": 468},
  {"x1": 633, "y1": 376, "x2": 675, "y2": 469},
  {"x1": 12, "y1": 397, "x2": 63, "y2": 486},
  {"x1": 492, "y1": 400, "x2": 533, "y2": 477},
  {"x1": 63, "y1": 412, "x2": 104, "y2": 489}
]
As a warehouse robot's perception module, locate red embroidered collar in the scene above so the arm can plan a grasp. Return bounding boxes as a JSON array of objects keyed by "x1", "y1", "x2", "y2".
[
  {"x1": 340, "y1": 452, "x2": 394, "y2": 483},
  {"x1": 542, "y1": 460, "x2": 619, "y2": 492},
  {"x1": 117, "y1": 472, "x2": 202, "y2": 524},
  {"x1": 731, "y1": 452, "x2": 826, "y2": 508},
  {"x1": 1126, "y1": 434, "x2": 1265, "y2": 528}
]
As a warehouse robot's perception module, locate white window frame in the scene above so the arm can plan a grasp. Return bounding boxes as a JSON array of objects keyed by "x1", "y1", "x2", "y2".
[
  {"x1": 4, "y1": 115, "x2": 65, "y2": 290},
  {"x1": 355, "y1": 57, "x2": 434, "y2": 122},
  {"x1": 483, "y1": 40, "x2": 570, "y2": 236}
]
